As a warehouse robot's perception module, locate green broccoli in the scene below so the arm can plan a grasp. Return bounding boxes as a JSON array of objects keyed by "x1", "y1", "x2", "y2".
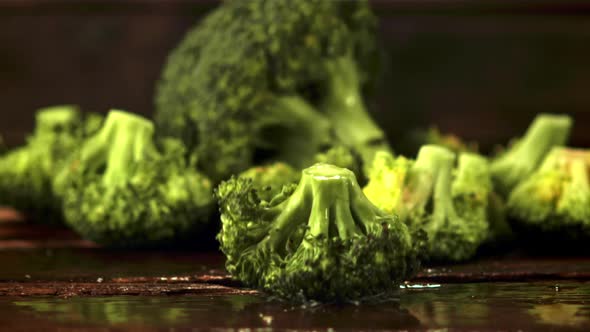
[
  {"x1": 507, "y1": 147, "x2": 590, "y2": 240},
  {"x1": 61, "y1": 110, "x2": 214, "y2": 248},
  {"x1": 216, "y1": 163, "x2": 422, "y2": 302},
  {"x1": 0, "y1": 105, "x2": 99, "y2": 223},
  {"x1": 155, "y1": 0, "x2": 389, "y2": 182},
  {"x1": 364, "y1": 146, "x2": 491, "y2": 261},
  {"x1": 490, "y1": 114, "x2": 572, "y2": 197}
]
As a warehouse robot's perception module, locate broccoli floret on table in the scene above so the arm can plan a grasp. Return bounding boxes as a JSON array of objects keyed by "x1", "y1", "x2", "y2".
[
  {"x1": 0, "y1": 105, "x2": 99, "y2": 223},
  {"x1": 216, "y1": 163, "x2": 422, "y2": 302},
  {"x1": 508, "y1": 147, "x2": 590, "y2": 240},
  {"x1": 61, "y1": 110, "x2": 214, "y2": 248},
  {"x1": 364, "y1": 146, "x2": 492, "y2": 261},
  {"x1": 490, "y1": 114, "x2": 572, "y2": 197}
]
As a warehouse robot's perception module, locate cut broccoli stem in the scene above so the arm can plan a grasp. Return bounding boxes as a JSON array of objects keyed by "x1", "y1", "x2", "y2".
[
  {"x1": 265, "y1": 164, "x2": 382, "y2": 251},
  {"x1": 260, "y1": 96, "x2": 332, "y2": 168},
  {"x1": 491, "y1": 114, "x2": 572, "y2": 196},
  {"x1": 34, "y1": 105, "x2": 81, "y2": 135},
  {"x1": 321, "y1": 56, "x2": 388, "y2": 160},
  {"x1": 453, "y1": 153, "x2": 492, "y2": 201},
  {"x1": 79, "y1": 111, "x2": 158, "y2": 188},
  {"x1": 428, "y1": 149, "x2": 460, "y2": 232},
  {"x1": 404, "y1": 146, "x2": 455, "y2": 219}
]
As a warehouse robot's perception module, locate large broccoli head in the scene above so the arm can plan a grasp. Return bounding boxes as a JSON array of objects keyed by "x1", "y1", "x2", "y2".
[
  {"x1": 216, "y1": 163, "x2": 422, "y2": 302},
  {"x1": 0, "y1": 105, "x2": 98, "y2": 223},
  {"x1": 156, "y1": 0, "x2": 388, "y2": 182},
  {"x1": 62, "y1": 110, "x2": 214, "y2": 248},
  {"x1": 490, "y1": 114, "x2": 572, "y2": 197},
  {"x1": 363, "y1": 146, "x2": 491, "y2": 262},
  {"x1": 507, "y1": 147, "x2": 590, "y2": 240}
]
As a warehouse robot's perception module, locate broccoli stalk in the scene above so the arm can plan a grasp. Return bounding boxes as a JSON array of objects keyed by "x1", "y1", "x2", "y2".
[
  {"x1": 508, "y1": 147, "x2": 590, "y2": 240},
  {"x1": 320, "y1": 56, "x2": 388, "y2": 162},
  {"x1": 258, "y1": 96, "x2": 332, "y2": 169},
  {"x1": 62, "y1": 110, "x2": 213, "y2": 248},
  {"x1": 217, "y1": 163, "x2": 422, "y2": 302},
  {"x1": 490, "y1": 114, "x2": 572, "y2": 197}
]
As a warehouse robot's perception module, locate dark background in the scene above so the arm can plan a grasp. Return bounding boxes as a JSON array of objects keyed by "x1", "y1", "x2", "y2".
[{"x1": 1, "y1": 0, "x2": 590, "y2": 150}]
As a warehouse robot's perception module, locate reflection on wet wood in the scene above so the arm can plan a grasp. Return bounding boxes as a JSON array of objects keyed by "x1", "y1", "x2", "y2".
[{"x1": 0, "y1": 282, "x2": 256, "y2": 297}]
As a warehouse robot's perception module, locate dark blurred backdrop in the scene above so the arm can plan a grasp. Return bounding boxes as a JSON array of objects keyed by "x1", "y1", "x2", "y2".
[{"x1": 1, "y1": 0, "x2": 590, "y2": 150}]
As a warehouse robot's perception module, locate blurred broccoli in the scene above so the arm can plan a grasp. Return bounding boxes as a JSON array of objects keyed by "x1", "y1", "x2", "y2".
[
  {"x1": 364, "y1": 146, "x2": 491, "y2": 261},
  {"x1": 0, "y1": 105, "x2": 100, "y2": 223},
  {"x1": 490, "y1": 114, "x2": 572, "y2": 197},
  {"x1": 507, "y1": 147, "x2": 590, "y2": 240},
  {"x1": 156, "y1": 0, "x2": 389, "y2": 182},
  {"x1": 61, "y1": 110, "x2": 214, "y2": 248},
  {"x1": 216, "y1": 163, "x2": 423, "y2": 302}
]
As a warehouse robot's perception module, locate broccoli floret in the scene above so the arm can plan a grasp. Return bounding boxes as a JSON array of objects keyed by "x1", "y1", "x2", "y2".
[
  {"x1": 0, "y1": 105, "x2": 99, "y2": 223},
  {"x1": 156, "y1": 0, "x2": 389, "y2": 182},
  {"x1": 507, "y1": 147, "x2": 590, "y2": 240},
  {"x1": 490, "y1": 114, "x2": 572, "y2": 197},
  {"x1": 216, "y1": 163, "x2": 422, "y2": 302},
  {"x1": 61, "y1": 110, "x2": 214, "y2": 248},
  {"x1": 364, "y1": 146, "x2": 491, "y2": 261}
]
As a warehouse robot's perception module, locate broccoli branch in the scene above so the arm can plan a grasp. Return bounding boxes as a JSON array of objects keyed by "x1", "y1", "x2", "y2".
[
  {"x1": 321, "y1": 56, "x2": 389, "y2": 162},
  {"x1": 258, "y1": 96, "x2": 332, "y2": 168},
  {"x1": 79, "y1": 111, "x2": 158, "y2": 188},
  {"x1": 491, "y1": 114, "x2": 572, "y2": 196},
  {"x1": 403, "y1": 146, "x2": 455, "y2": 221}
]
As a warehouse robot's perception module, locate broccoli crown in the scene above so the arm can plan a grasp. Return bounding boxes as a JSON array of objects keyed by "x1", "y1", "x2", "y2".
[
  {"x1": 216, "y1": 163, "x2": 422, "y2": 302},
  {"x1": 363, "y1": 146, "x2": 491, "y2": 261},
  {"x1": 62, "y1": 110, "x2": 214, "y2": 248},
  {"x1": 0, "y1": 105, "x2": 96, "y2": 223},
  {"x1": 155, "y1": 0, "x2": 388, "y2": 182},
  {"x1": 507, "y1": 147, "x2": 590, "y2": 239},
  {"x1": 490, "y1": 114, "x2": 572, "y2": 197}
]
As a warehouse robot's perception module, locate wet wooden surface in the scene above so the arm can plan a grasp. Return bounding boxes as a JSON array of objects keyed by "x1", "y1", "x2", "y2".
[{"x1": 2, "y1": 209, "x2": 590, "y2": 330}]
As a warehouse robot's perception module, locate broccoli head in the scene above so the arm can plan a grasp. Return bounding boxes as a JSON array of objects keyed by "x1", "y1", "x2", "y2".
[
  {"x1": 216, "y1": 163, "x2": 422, "y2": 302},
  {"x1": 156, "y1": 0, "x2": 389, "y2": 182},
  {"x1": 364, "y1": 146, "x2": 491, "y2": 261},
  {"x1": 61, "y1": 110, "x2": 214, "y2": 248},
  {"x1": 507, "y1": 147, "x2": 590, "y2": 240},
  {"x1": 490, "y1": 114, "x2": 572, "y2": 197},
  {"x1": 0, "y1": 105, "x2": 99, "y2": 223}
]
